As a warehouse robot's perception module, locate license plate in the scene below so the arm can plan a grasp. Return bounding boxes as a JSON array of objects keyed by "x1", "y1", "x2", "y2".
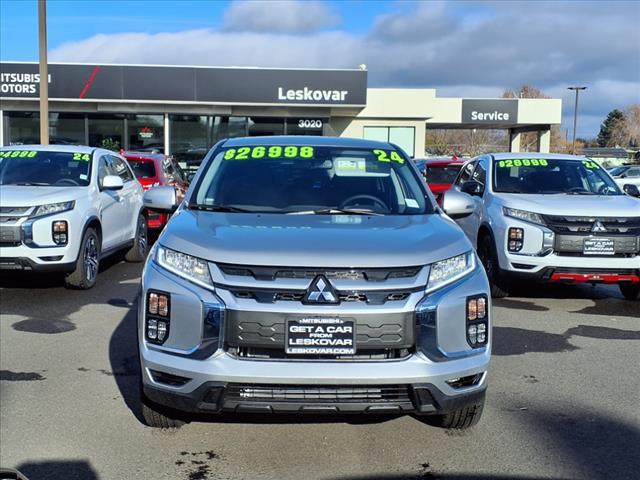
[
  {"x1": 583, "y1": 238, "x2": 615, "y2": 255},
  {"x1": 285, "y1": 317, "x2": 356, "y2": 355}
]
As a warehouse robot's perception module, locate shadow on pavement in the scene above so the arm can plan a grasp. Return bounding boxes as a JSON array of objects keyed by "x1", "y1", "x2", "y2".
[
  {"x1": 492, "y1": 326, "x2": 579, "y2": 356},
  {"x1": 493, "y1": 298, "x2": 549, "y2": 312},
  {"x1": 15, "y1": 460, "x2": 98, "y2": 480}
]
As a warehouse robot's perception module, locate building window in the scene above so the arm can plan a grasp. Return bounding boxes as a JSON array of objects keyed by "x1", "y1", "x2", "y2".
[
  {"x1": 88, "y1": 114, "x2": 125, "y2": 150},
  {"x1": 127, "y1": 114, "x2": 164, "y2": 152},
  {"x1": 248, "y1": 117, "x2": 284, "y2": 136},
  {"x1": 363, "y1": 126, "x2": 416, "y2": 157},
  {"x1": 4, "y1": 111, "x2": 40, "y2": 145},
  {"x1": 50, "y1": 113, "x2": 85, "y2": 145}
]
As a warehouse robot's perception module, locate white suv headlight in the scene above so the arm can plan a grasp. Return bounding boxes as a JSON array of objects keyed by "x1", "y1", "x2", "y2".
[
  {"x1": 426, "y1": 251, "x2": 476, "y2": 293},
  {"x1": 503, "y1": 207, "x2": 545, "y2": 226},
  {"x1": 31, "y1": 201, "x2": 75, "y2": 218},
  {"x1": 156, "y1": 245, "x2": 213, "y2": 288}
]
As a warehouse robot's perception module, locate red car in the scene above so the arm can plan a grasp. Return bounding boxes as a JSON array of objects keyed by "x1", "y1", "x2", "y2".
[
  {"x1": 123, "y1": 151, "x2": 189, "y2": 229},
  {"x1": 415, "y1": 157, "x2": 465, "y2": 205}
]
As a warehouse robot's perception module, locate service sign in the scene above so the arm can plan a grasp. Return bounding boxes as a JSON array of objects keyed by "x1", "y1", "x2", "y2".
[
  {"x1": 0, "y1": 62, "x2": 367, "y2": 106},
  {"x1": 461, "y1": 99, "x2": 519, "y2": 124}
]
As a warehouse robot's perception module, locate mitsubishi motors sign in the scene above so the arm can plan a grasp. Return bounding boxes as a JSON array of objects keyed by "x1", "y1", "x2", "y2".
[{"x1": 0, "y1": 62, "x2": 367, "y2": 106}]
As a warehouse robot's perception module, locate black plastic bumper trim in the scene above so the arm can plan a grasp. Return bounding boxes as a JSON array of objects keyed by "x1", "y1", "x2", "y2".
[{"x1": 0, "y1": 257, "x2": 75, "y2": 273}]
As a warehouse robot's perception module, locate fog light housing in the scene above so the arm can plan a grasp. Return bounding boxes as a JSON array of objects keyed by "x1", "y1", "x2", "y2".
[
  {"x1": 52, "y1": 220, "x2": 68, "y2": 245},
  {"x1": 466, "y1": 294, "x2": 488, "y2": 348},
  {"x1": 508, "y1": 228, "x2": 524, "y2": 252},
  {"x1": 146, "y1": 291, "x2": 170, "y2": 344}
]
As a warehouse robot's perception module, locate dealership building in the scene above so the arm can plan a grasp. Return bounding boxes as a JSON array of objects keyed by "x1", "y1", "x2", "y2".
[{"x1": 0, "y1": 62, "x2": 562, "y2": 159}]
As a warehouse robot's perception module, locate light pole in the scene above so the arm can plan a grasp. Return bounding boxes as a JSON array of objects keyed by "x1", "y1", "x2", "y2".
[
  {"x1": 567, "y1": 86, "x2": 586, "y2": 153},
  {"x1": 38, "y1": 0, "x2": 49, "y2": 145}
]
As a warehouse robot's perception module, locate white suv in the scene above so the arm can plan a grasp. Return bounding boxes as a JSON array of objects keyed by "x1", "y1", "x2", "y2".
[
  {"x1": 0, "y1": 145, "x2": 148, "y2": 288},
  {"x1": 443, "y1": 153, "x2": 640, "y2": 301}
]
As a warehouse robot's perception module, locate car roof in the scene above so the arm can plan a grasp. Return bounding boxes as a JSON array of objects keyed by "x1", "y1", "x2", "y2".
[
  {"x1": 122, "y1": 151, "x2": 165, "y2": 162},
  {"x1": 416, "y1": 158, "x2": 465, "y2": 166},
  {"x1": 0, "y1": 144, "x2": 98, "y2": 154},
  {"x1": 490, "y1": 152, "x2": 587, "y2": 161},
  {"x1": 222, "y1": 135, "x2": 399, "y2": 150}
]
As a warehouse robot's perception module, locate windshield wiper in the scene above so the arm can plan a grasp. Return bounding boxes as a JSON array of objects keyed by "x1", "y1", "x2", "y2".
[
  {"x1": 5, "y1": 182, "x2": 50, "y2": 186},
  {"x1": 189, "y1": 204, "x2": 254, "y2": 213},
  {"x1": 288, "y1": 207, "x2": 383, "y2": 216},
  {"x1": 566, "y1": 191, "x2": 596, "y2": 195}
]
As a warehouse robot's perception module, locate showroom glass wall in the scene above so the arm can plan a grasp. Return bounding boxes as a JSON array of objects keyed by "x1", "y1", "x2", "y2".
[{"x1": 3, "y1": 112, "x2": 165, "y2": 152}]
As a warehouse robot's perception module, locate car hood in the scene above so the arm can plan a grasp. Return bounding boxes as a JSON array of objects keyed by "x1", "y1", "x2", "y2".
[
  {"x1": 0, "y1": 186, "x2": 86, "y2": 207},
  {"x1": 497, "y1": 193, "x2": 640, "y2": 217},
  {"x1": 159, "y1": 210, "x2": 471, "y2": 267}
]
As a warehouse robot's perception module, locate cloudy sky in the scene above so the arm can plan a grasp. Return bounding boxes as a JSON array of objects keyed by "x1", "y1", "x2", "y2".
[{"x1": 1, "y1": 0, "x2": 638, "y2": 138}]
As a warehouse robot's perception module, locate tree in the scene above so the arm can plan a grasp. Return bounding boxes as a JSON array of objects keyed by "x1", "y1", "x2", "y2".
[
  {"x1": 597, "y1": 109, "x2": 625, "y2": 147},
  {"x1": 622, "y1": 104, "x2": 640, "y2": 148},
  {"x1": 100, "y1": 137, "x2": 121, "y2": 152}
]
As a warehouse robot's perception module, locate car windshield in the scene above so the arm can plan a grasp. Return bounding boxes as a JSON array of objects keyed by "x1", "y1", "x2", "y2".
[
  {"x1": 493, "y1": 158, "x2": 622, "y2": 195},
  {"x1": 0, "y1": 149, "x2": 92, "y2": 187},
  {"x1": 129, "y1": 160, "x2": 157, "y2": 178},
  {"x1": 426, "y1": 164, "x2": 463, "y2": 184},
  {"x1": 607, "y1": 166, "x2": 628, "y2": 177},
  {"x1": 192, "y1": 144, "x2": 433, "y2": 214}
]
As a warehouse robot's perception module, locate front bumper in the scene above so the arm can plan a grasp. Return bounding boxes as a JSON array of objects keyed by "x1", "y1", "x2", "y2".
[
  {"x1": 139, "y1": 259, "x2": 491, "y2": 415},
  {"x1": 0, "y1": 256, "x2": 75, "y2": 272}
]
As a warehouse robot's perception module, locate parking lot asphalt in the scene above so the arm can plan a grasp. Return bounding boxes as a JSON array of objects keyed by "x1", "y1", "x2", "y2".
[{"x1": 0, "y1": 256, "x2": 638, "y2": 480}]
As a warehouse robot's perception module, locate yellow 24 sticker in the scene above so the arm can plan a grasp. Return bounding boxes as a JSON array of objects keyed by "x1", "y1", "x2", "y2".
[
  {"x1": 372, "y1": 149, "x2": 404, "y2": 164},
  {"x1": 73, "y1": 153, "x2": 91, "y2": 161},
  {"x1": 224, "y1": 146, "x2": 314, "y2": 160}
]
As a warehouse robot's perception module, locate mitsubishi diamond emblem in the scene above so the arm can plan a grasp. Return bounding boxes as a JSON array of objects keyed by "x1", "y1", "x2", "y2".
[
  {"x1": 591, "y1": 221, "x2": 607, "y2": 233},
  {"x1": 304, "y1": 275, "x2": 338, "y2": 304}
]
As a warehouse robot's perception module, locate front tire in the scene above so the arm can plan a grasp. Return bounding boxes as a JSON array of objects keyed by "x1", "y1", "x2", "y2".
[
  {"x1": 125, "y1": 213, "x2": 148, "y2": 263},
  {"x1": 424, "y1": 400, "x2": 485, "y2": 430},
  {"x1": 65, "y1": 227, "x2": 100, "y2": 289},
  {"x1": 140, "y1": 391, "x2": 185, "y2": 429},
  {"x1": 477, "y1": 234, "x2": 510, "y2": 298},
  {"x1": 619, "y1": 283, "x2": 640, "y2": 301}
]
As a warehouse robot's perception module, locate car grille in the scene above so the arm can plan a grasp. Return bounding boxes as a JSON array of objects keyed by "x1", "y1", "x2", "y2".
[
  {"x1": 218, "y1": 264, "x2": 421, "y2": 281},
  {"x1": 230, "y1": 346, "x2": 412, "y2": 361},
  {"x1": 228, "y1": 287, "x2": 414, "y2": 304},
  {"x1": 0, "y1": 206, "x2": 32, "y2": 247},
  {"x1": 543, "y1": 215, "x2": 640, "y2": 235},
  {"x1": 225, "y1": 384, "x2": 411, "y2": 403},
  {"x1": 554, "y1": 234, "x2": 639, "y2": 256}
]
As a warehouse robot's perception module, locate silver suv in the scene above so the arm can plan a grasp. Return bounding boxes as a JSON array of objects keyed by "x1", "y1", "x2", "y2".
[
  {"x1": 444, "y1": 153, "x2": 640, "y2": 300},
  {"x1": 138, "y1": 137, "x2": 491, "y2": 429}
]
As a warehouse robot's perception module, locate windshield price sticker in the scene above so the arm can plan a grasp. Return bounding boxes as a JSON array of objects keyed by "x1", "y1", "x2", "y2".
[
  {"x1": 498, "y1": 158, "x2": 549, "y2": 168},
  {"x1": 72, "y1": 153, "x2": 91, "y2": 161},
  {"x1": 224, "y1": 146, "x2": 314, "y2": 160},
  {"x1": 582, "y1": 160, "x2": 599, "y2": 170},
  {"x1": 0, "y1": 150, "x2": 38, "y2": 158},
  {"x1": 372, "y1": 149, "x2": 405, "y2": 164}
]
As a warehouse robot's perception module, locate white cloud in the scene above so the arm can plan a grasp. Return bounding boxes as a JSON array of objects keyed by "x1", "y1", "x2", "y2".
[
  {"x1": 222, "y1": 0, "x2": 340, "y2": 33},
  {"x1": 48, "y1": 0, "x2": 640, "y2": 138}
]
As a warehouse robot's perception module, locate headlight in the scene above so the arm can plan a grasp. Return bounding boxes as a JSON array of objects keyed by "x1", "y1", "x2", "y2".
[
  {"x1": 426, "y1": 251, "x2": 476, "y2": 293},
  {"x1": 503, "y1": 207, "x2": 545, "y2": 226},
  {"x1": 31, "y1": 201, "x2": 75, "y2": 218},
  {"x1": 156, "y1": 245, "x2": 213, "y2": 288}
]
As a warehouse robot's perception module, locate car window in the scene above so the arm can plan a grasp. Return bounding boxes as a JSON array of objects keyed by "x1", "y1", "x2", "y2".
[
  {"x1": 0, "y1": 149, "x2": 92, "y2": 187},
  {"x1": 455, "y1": 161, "x2": 476, "y2": 186},
  {"x1": 425, "y1": 164, "x2": 462, "y2": 184},
  {"x1": 192, "y1": 144, "x2": 433, "y2": 215},
  {"x1": 98, "y1": 155, "x2": 116, "y2": 187},
  {"x1": 110, "y1": 155, "x2": 134, "y2": 182},
  {"x1": 129, "y1": 160, "x2": 157, "y2": 179},
  {"x1": 626, "y1": 167, "x2": 640, "y2": 177},
  {"x1": 493, "y1": 158, "x2": 622, "y2": 195}
]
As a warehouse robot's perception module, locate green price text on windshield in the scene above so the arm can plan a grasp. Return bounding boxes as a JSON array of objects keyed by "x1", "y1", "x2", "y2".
[
  {"x1": 0, "y1": 150, "x2": 38, "y2": 158},
  {"x1": 372, "y1": 149, "x2": 405, "y2": 164},
  {"x1": 224, "y1": 146, "x2": 314, "y2": 160},
  {"x1": 498, "y1": 159, "x2": 548, "y2": 168},
  {"x1": 582, "y1": 160, "x2": 599, "y2": 169}
]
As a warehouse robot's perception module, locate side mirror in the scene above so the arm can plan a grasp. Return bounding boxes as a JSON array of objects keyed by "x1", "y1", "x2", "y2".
[
  {"x1": 442, "y1": 189, "x2": 475, "y2": 219},
  {"x1": 143, "y1": 186, "x2": 178, "y2": 213},
  {"x1": 102, "y1": 175, "x2": 123, "y2": 191},
  {"x1": 461, "y1": 180, "x2": 484, "y2": 196},
  {"x1": 623, "y1": 184, "x2": 640, "y2": 197}
]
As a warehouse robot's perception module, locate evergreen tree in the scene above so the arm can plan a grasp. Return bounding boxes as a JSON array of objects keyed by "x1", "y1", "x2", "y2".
[{"x1": 597, "y1": 109, "x2": 625, "y2": 147}]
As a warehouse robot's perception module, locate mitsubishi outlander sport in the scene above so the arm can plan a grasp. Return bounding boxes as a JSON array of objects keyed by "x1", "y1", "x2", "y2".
[
  {"x1": 139, "y1": 136, "x2": 491, "y2": 429},
  {"x1": 0, "y1": 145, "x2": 148, "y2": 288},
  {"x1": 445, "y1": 153, "x2": 640, "y2": 300}
]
